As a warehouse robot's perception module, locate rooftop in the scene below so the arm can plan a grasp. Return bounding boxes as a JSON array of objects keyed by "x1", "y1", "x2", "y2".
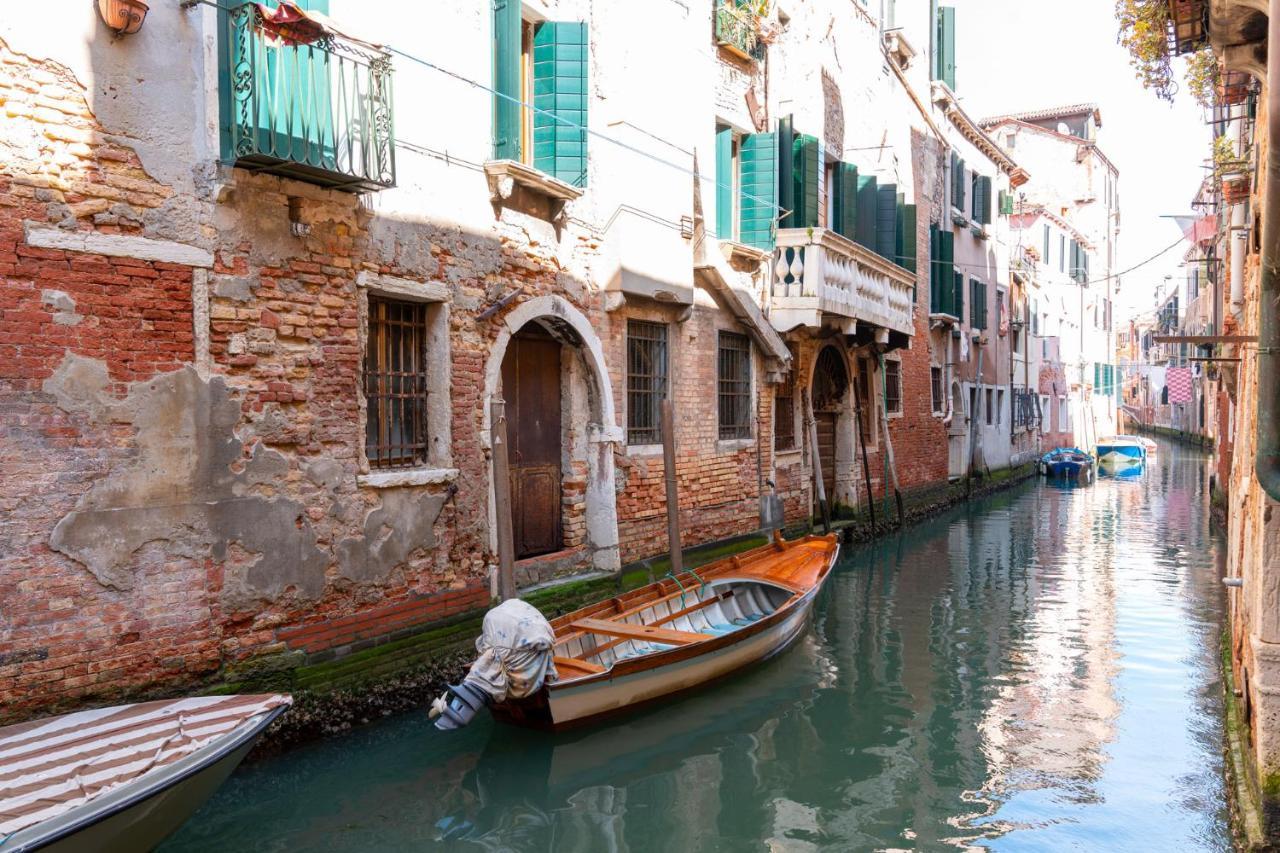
[{"x1": 978, "y1": 103, "x2": 1102, "y2": 129}]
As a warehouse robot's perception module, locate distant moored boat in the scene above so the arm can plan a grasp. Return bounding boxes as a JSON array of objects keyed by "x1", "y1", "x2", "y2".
[
  {"x1": 1040, "y1": 447, "x2": 1095, "y2": 482},
  {"x1": 1096, "y1": 435, "x2": 1147, "y2": 470}
]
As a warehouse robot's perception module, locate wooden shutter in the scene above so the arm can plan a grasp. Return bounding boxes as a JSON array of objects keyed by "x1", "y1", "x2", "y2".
[
  {"x1": 876, "y1": 183, "x2": 898, "y2": 260},
  {"x1": 792, "y1": 134, "x2": 822, "y2": 229},
  {"x1": 855, "y1": 174, "x2": 878, "y2": 250},
  {"x1": 932, "y1": 227, "x2": 955, "y2": 315},
  {"x1": 715, "y1": 126, "x2": 734, "y2": 240},
  {"x1": 979, "y1": 176, "x2": 993, "y2": 224},
  {"x1": 739, "y1": 130, "x2": 778, "y2": 250},
  {"x1": 953, "y1": 269, "x2": 965, "y2": 321},
  {"x1": 493, "y1": 0, "x2": 522, "y2": 160},
  {"x1": 937, "y1": 6, "x2": 957, "y2": 90},
  {"x1": 832, "y1": 162, "x2": 859, "y2": 240},
  {"x1": 532, "y1": 22, "x2": 588, "y2": 186},
  {"x1": 777, "y1": 115, "x2": 795, "y2": 229},
  {"x1": 951, "y1": 153, "x2": 966, "y2": 213},
  {"x1": 899, "y1": 202, "x2": 917, "y2": 273}
]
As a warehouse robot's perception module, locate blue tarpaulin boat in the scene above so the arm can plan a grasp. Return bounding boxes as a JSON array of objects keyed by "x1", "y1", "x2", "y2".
[
  {"x1": 1096, "y1": 435, "x2": 1147, "y2": 470},
  {"x1": 1040, "y1": 447, "x2": 1094, "y2": 481}
]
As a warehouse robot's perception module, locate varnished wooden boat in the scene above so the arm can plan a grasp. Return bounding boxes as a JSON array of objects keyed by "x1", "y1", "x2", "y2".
[{"x1": 491, "y1": 532, "x2": 839, "y2": 731}]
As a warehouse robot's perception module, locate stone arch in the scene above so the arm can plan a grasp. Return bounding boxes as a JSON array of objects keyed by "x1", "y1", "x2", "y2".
[
  {"x1": 808, "y1": 340, "x2": 858, "y2": 510},
  {"x1": 482, "y1": 295, "x2": 622, "y2": 586}
]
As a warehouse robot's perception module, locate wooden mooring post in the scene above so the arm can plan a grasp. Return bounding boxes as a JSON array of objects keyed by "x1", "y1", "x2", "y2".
[
  {"x1": 490, "y1": 396, "x2": 516, "y2": 601},
  {"x1": 661, "y1": 398, "x2": 682, "y2": 582}
]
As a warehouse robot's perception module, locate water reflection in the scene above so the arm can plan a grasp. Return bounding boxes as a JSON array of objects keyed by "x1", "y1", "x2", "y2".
[{"x1": 164, "y1": 441, "x2": 1229, "y2": 852}]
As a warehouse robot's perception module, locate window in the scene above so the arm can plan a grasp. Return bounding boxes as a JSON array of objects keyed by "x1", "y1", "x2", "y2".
[
  {"x1": 1060, "y1": 397, "x2": 1069, "y2": 428},
  {"x1": 1059, "y1": 235, "x2": 1066, "y2": 272},
  {"x1": 774, "y1": 345, "x2": 797, "y2": 451},
  {"x1": 933, "y1": 5, "x2": 956, "y2": 90},
  {"x1": 820, "y1": 161, "x2": 836, "y2": 228},
  {"x1": 996, "y1": 389, "x2": 1004, "y2": 426},
  {"x1": 718, "y1": 331, "x2": 752, "y2": 440},
  {"x1": 931, "y1": 366, "x2": 944, "y2": 414},
  {"x1": 970, "y1": 278, "x2": 987, "y2": 330},
  {"x1": 364, "y1": 297, "x2": 430, "y2": 469},
  {"x1": 627, "y1": 320, "x2": 668, "y2": 445},
  {"x1": 885, "y1": 359, "x2": 902, "y2": 415},
  {"x1": 1043, "y1": 224, "x2": 1050, "y2": 263},
  {"x1": 985, "y1": 388, "x2": 994, "y2": 426}
]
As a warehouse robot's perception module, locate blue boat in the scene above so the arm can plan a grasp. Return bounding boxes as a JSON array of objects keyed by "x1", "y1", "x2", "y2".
[
  {"x1": 1040, "y1": 447, "x2": 1094, "y2": 481},
  {"x1": 1096, "y1": 435, "x2": 1147, "y2": 470}
]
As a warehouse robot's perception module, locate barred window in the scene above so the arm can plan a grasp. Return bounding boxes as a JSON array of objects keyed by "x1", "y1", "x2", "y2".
[
  {"x1": 930, "y1": 366, "x2": 943, "y2": 414},
  {"x1": 884, "y1": 359, "x2": 902, "y2": 415},
  {"x1": 364, "y1": 297, "x2": 429, "y2": 469},
  {"x1": 717, "y1": 331, "x2": 752, "y2": 440},
  {"x1": 774, "y1": 344, "x2": 797, "y2": 451},
  {"x1": 627, "y1": 320, "x2": 668, "y2": 445}
]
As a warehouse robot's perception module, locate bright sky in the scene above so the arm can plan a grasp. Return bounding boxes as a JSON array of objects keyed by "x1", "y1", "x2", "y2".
[{"x1": 949, "y1": 0, "x2": 1209, "y2": 321}]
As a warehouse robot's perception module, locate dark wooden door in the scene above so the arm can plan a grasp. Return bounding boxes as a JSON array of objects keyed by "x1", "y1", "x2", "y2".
[
  {"x1": 815, "y1": 412, "x2": 837, "y2": 506},
  {"x1": 501, "y1": 329, "x2": 563, "y2": 559}
]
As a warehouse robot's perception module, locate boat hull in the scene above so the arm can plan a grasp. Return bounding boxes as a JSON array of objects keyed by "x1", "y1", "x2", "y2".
[
  {"x1": 492, "y1": 539, "x2": 838, "y2": 731},
  {"x1": 7, "y1": 704, "x2": 286, "y2": 853}
]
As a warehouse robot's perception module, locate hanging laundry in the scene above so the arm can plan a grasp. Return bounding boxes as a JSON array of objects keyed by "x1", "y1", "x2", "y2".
[{"x1": 1166, "y1": 366, "x2": 1193, "y2": 404}]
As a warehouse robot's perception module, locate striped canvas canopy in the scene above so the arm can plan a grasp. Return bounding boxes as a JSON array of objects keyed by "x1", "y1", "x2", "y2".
[{"x1": 0, "y1": 694, "x2": 289, "y2": 837}]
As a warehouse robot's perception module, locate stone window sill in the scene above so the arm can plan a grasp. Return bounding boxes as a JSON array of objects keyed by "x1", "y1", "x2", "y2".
[
  {"x1": 719, "y1": 239, "x2": 770, "y2": 266},
  {"x1": 626, "y1": 442, "x2": 665, "y2": 457},
  {"x1": 358, "y1": 467, "x2": 458, "y2": 489},
  {"x1": 774, "y1": 447, "x2": 803, "y2": 460},
  {"x1": 717, "y1": 437, "x2": 755, "y2": 452}
]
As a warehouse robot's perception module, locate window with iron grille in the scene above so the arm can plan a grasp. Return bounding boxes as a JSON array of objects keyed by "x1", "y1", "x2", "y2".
[
  {"x1": 364, "y1": 297, "x2": 429, "y2": 469},
  {"x1": 774, "y1": 344, "x2": 797, "y2": 451},
  {"x1": 884, "y1": 359, "x2": 902, "y2": 415},
  {"x1": 718, "y1": 331, "x2": 752, "y2": 440},
  {"x1": 626, "y1": 320, "x2": 668, "y2": 444},
  {"x1": 930, "y1": 366, "x2": 943, "y2": 414}
]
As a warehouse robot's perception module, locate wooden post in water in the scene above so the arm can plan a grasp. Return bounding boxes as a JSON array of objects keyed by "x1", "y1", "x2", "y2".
[
  {"x1": 661, "y1": 398, "x2": 682, "y2": 581},
  {"x1": 491, "y1": 396, "x2": 516, "y2": 601},
  {"x1": 805, "y1": 391, "x2": 831, "y2": 533}
]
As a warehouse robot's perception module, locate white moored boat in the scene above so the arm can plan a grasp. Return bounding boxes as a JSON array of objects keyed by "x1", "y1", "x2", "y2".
[{"x1": 0, "y1": 694, "x2": 290, "y2": 852}]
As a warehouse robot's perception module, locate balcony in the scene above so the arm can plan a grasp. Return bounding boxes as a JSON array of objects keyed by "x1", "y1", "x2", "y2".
[
  {"x1": 219, "y1": 3, "x2": 395, "y2": 192},
  {"x1": 714, "y1": 1, "x2": 766, "y2": 62},
  {"x1": 769, "y1": 228, "x2": 915, "y2": 337}
]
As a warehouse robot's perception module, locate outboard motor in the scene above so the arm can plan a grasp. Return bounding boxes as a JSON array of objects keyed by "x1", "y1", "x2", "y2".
[{"x1": 429, "y1": 598, "x2": 557, "y2": 731}]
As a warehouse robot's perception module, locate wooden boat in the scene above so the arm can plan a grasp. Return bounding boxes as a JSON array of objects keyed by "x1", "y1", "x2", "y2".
[
  {"x1": 490, "y1": 532, "x2": 839, "y2": 731},
  {"x1": 0, "y1": 694, "x2": 290, "y2": 852},
  {"x1": 1096, "y1": 435, "x2": 1147, "y2": 469},
  {"x1": 1040, "y1": 447, "x2": 1094, "y2": 481}
]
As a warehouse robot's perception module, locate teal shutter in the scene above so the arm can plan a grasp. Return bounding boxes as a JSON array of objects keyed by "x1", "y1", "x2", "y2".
[
  {"x1": 937, "y1": 6, "x2": 956, "y2": 90},
  {"x1": 980, "y1": 176, "x2": 993, "y2": 224},
  {"x1": 953, "y1": 270, "x2": 965, "y2": 321},
  {"x1": 876, "y1": 183, "x2": 898, "y2": 261},
  {"x1": 833, "y1": 162, "x2": 859, "y2": 240},
  {"x1": 951, "y1": 154, "x2": 966, "y2": 213},
  {"x1": 792, "y1": 134, "x2": 822, "y2": 228},
  {"x1": 777, "y1": 115, "x2": 795, "y2": 230},
  {"x1": 855, "y1": 174, "x2": 878, "y2": 250},
  {"x1": 493, "y1": 0, "x2": 522, "y2": 160},
  {"x1": 715, "y1": 126, "x2": 734, "y2": 240},
  {"x1": 532, "y1": 22, "x2": 588, "y2": 186},
  {"x1": 931, "y1": 227, "x2": 955, "y2": 315},
  {"x1": 998, "y1": 189, "x2": 1014, "y2": 216},
  {"x1": 739, "y1": 131, "x2": 778, "y2": 250},
  {"x1": 899, "y1": 201, "x2": 917, "y2": 272},
  {"x1": 930, "y1": 224, "x2": 941, "y2": 312}
]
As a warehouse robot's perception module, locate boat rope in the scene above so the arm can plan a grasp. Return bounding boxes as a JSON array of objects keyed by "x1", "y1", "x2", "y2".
[
  {"x1": 664, "y1": 571, "x2": 688, "y2": 610},
  {"x1": 686, "y1": 567, "x2": 708, "y2": 594}
]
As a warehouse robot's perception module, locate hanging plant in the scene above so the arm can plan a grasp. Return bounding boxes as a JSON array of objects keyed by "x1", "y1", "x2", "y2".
[
  {"x1": 1184, "y1": 47, "x2": 1218, "y2": 110},
  {"x1": 1116, "y1": 0, "x2": 1175, "y2": 102}
]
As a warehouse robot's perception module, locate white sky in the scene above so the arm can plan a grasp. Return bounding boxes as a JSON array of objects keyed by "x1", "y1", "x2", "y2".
[{"x1": 949, "y1": 0, "x2": 1210, "y2": 321}]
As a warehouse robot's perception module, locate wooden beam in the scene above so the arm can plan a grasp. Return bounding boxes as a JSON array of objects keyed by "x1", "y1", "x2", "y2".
[
  {"x1": 491, "y1": 397, "x2": 516, "y2": 601},
  {"x1": 1189, "y1": 357, "x2": 1242, "y2": 362},
  {"x1": 660, "y1": 398, "x2": 682, "y2": 583},
  {"x1": 1152, "y1": 335, "x2": 1258, "y2": 344},
  {"x1": 570, "y1": 618, "x2": 711, "y2": 646}
]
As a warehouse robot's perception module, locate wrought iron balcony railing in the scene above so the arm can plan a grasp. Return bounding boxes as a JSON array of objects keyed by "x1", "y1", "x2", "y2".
[
  {"x1": 220, "y1": 3, "x2": 395, "y2": 192},
  {"x1": 714, "y1": 1, "x2": 765, "y2": 62}
]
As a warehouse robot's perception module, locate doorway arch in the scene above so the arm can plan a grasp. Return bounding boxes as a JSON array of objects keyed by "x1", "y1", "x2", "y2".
[{"x1": 810, "y1": 344, "x2": 855, "y2": 510}]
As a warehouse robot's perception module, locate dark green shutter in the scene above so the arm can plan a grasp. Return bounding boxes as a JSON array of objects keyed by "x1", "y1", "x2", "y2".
[
  {"x1": 931, "y1": 226, "x2": 955, "y2": 315},
  {"x1": 792, "y1": 134, "x2": 822, "y2": 229},
  {"x1": 953, "y1": 270, "x2": 965, "y2": 321},
  {"x1": 979, "y1": 176, "x2": 993, "y2": 224},
  {"x1": 739, "y1": 130, "x2": 778, "y2": 250},
  {"x1": 715, "y1": 126, "x2": 734, "y2": 240},
  {"x1": 937, "y1": 6, "x2": 956, "y2": 90},
  {"x1": 951, "y1": 153, "x2": 966, "y2": 213},
  {"x1": 999, "y1": 189, "x2": 1014, "y2": 216},
  {"x1": 833, "y1": 162, "x2": 858, "y2": 240},
  {"x1": 493, "y1": 0, "x2": 522, "y2": 160},
  {"x1": 777, "y1": 115, "x2": 795, "y2": 230},
  {"x1": 876, "y1": 183, "x2": 898, "y2": 260},
  {"x1": 899, "y1": 202, "x2": 917, "y2": 272},
  {"x1": 532, "y1": 22, "x2": 588, "y2": 186},
  {"x1": 855, "y1": 174, "x2": 878, "y2": 250}
]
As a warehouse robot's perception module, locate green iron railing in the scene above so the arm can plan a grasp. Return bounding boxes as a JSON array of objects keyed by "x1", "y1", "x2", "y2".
[
  {"x1": 714, "y1": 1, "x2": 765, "y2": 61},
  {"x1": 220, "y1": 3, "x2": 395, "y2": 191}
]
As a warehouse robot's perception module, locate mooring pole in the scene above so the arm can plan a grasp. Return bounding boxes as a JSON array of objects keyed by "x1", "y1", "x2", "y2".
[
  {"x1": 661, "y1": 398, "x2": 682, "y2": 581},
  {"x1": 805, "y1": 391, "x2": 831, "y2": 534},
  {"x1": 490, "y1": 396, "x2": 516, "y2": 601}
]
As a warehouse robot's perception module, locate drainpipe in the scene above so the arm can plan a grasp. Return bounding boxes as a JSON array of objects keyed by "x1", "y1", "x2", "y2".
[{"x1": 1257, "y1": 0, "x2": 1280, "y2": 501}]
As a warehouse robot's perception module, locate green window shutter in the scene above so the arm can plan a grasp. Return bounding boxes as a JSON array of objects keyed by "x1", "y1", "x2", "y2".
[
  {"x1": 937, "y1": 227, "x2": 955, "y2": 315},
  {"x1": 833, "y1": 162, "x2": 859, "y2": 240},
  {"x1": 930, "y1": 224, "x2": 942, "y2": 313},
  {"x1": 970, "y1": 172, "x2": 980, "y2": 220},
  {"x1": 715, "y1": 126, "x2": 734, "y2": 240},
  {"x1": 999, "y1": 189, "x2": 1014, "y2": 216},
  {"x1": 899, "y1": 202, "x2": 917, "y2": 273},
  {"x1": 739, "y1": 130, "x2": 778, "y2": 250},
  {"x1": 980, "y1": 176, "x2": 993, "y2": 224},
  {"x1": 953, "y1": 269, "x2": 965, "y2": 321},
  {"x1": 792, "y1": 134, "x2": 822, "y2": 229},
  {"x1": 776, "y1": 115, "x2": 795, "y2": 230},
  {"x1": 532, "y1": 22, "x2": 588, "y2": 186},
  {"x1": 855, "y1": 174, "x2": 878, "y2": 250},
  {"x1": 493, "y1": 0, "x2": 522, "y2": 160},
  {"x1": 876, "y1": 183, "x2": 898, "y2": 260},
  {"x1": 937, "y1": 6, "x2": 956, "y2": 90},
  {"x1": 951, "y1": 154, "x2": 966, "y2": 213}
]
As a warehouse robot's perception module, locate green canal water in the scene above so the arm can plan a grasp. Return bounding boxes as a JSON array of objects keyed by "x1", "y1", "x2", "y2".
[{"x1": 164, "y1": 440, "x2": 1231, "y2": 851}]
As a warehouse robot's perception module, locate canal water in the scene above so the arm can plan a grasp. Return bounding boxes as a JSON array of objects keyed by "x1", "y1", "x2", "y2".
[{"x1": 164, "y1": 440, "x2": 1231, "y2": 851}]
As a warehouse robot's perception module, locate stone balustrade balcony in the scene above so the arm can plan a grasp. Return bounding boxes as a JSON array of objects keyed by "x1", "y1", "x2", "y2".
[{"x1": 768, "y1": 228, "x2": 915, "y2": 337}]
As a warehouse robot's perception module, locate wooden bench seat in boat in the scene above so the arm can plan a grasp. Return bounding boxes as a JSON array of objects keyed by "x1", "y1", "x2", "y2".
[
  {"x1": 553, "y1": 656, "x2": 606, "y2": 679},
  {"x1": 568, "y1": 618, "x2": 712, "y2": 646}
]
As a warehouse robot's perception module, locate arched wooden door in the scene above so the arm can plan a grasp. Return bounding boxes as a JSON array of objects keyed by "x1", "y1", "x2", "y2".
[
  {"x1": 501, "y1": 326, "x2": 563, "y2": 558},
  {"x1": 811, "y1": 346, "x2": 849, "y2": 505}
]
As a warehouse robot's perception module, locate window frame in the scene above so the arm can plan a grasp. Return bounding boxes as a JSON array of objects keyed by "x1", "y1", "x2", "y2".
[
  {"x1": 625, "y1": 319, "x2": 669, "y2": 446},
  {"x1": 774, "y1": 344, "x2": 798, "y2": 453},
  {"x1": 364, "y1": 296, "x2": 431, "y2": 470},
  {"x1": 884, "y1": 357, "x2": 903, "y2": 418},
  {"x1": 717, "y1": 330, "x2": 753, "y2": 442},
  {"x1": 930, "y1": 365, "x2": 944, "y2": 415},
  {"x1": 855, "y1": 356, "x2": 879, "y2": 450}
]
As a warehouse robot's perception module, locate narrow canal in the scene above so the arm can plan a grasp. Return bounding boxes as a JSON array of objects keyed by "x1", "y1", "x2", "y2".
[{"x1": 164, "y1": 440, "x2": 1231, "y2": 851}]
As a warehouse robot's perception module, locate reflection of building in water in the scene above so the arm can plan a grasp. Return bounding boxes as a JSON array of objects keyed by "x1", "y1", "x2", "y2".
[{"x1": 976, "y1": 486, "x2": 1120, "y2": 813}]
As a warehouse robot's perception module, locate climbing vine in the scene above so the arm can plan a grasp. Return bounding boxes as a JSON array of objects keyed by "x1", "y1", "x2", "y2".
[
  {"x1": 1184, "y1": 47, "x2": 1218, "y2": 110},
  {"x1": 1116, "y1": 0, "x2": 1175, "y2": 101}
]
